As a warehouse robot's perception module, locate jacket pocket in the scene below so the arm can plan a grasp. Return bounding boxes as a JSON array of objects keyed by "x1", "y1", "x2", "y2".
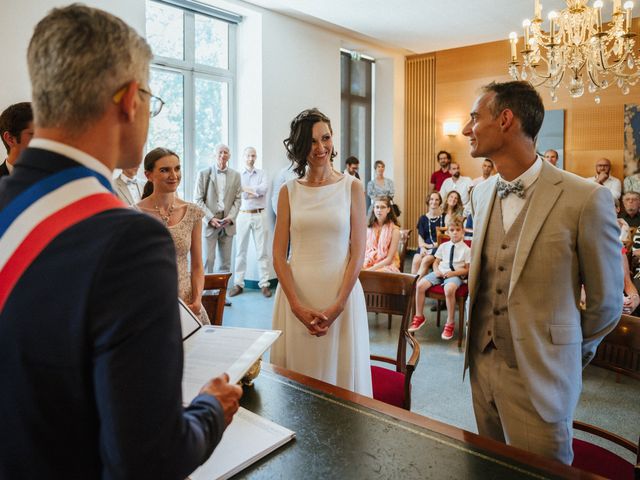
[{"x1": 549, "y1": 324, "x2": 582, "y2": 345}]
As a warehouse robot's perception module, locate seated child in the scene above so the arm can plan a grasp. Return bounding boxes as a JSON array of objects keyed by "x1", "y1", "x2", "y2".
[{"x1": 408, "y1": 215, "x2": 471, "y2": 340}]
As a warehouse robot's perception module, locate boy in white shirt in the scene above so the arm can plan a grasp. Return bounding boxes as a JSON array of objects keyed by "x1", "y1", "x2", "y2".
[{"x1": 409, "y1": 216, "x2": 471, "y2": 340}]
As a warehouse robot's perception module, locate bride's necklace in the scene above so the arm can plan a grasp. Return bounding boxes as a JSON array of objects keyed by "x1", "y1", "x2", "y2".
[
  {"x1": 155, "y1": 202, "x2": 175, "y2": 226},
  {"x1": 306, "y1": 170, "x2": 334, "y2": 185}
]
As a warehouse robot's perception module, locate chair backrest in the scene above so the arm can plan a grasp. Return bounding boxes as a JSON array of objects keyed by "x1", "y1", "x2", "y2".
[
  {"x1": 201, "y1": 272, "x2": 232, "y2": 326},
  {"x1": 397, "y1": 229, "x2": 412, "y2": 273},
  {"x1": 359, "y1": 270, "x2": 419, "y2": 368},
  {"x1": 592, "y1": 314, "x2": 640, "y2": 380}
]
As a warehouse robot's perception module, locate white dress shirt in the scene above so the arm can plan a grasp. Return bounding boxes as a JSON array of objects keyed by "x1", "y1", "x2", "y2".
[
  {"x1": 587, "y1": 175, "x2": 621, "y2": 200},
  {"x1": 215, "y1": 167, "x2": 227, "y2": 213},
  {"x1": 440, "y1": 176, "x2": 474, "y2": 208},
  {"x1": 499, "y1": 157, "x2": 543, "y2": 231},
  {"x1": 5, "y1": 159, "x2": 14, "y2": 174},
  {"x1": 240, "y1": 167, "x2": 268, "y2": 210},
  {"x1": 28, "y1": 138, "x2": 112, "y2": 180}
]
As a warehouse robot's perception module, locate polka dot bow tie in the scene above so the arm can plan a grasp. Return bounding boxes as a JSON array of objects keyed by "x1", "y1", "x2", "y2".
[{"x1": 496, "y1": 178, "x2": 525, "y2": 199}]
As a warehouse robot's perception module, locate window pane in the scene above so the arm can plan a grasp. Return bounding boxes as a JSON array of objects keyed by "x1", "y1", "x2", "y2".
[
  {"x1": 341, "y1": 53, "x2": 350, "y2": 94},
  {"x1": 350, "y1": 103, "x2": 366, "y2": 161},
  {"x1": 194, "y1": 77, "x2": 228, "y2": 174},
  {"x1": 146, "y1": 1, "x2": 184, "y2": 60},
  {"x1": 350, "y1": 60, "x2": 368, "y2": 97},
  {"x1": 195, "y1": 14, "x2": 229, "y2": 69},
  {"x1": 147, "y1": 68, "x2": 185, "y2": 198}
]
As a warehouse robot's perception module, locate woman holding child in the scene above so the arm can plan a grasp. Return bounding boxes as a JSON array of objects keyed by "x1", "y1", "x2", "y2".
[
  {"x1": 363, "y1": 196, "x2": 401, "y2": 272},
  {"x1": 408, "y1": 216, "x2": 471, "y2": 340}
]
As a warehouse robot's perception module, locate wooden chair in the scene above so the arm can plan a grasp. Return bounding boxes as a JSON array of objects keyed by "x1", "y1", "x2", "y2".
[
  {"x1": 360, "y1": 270, "x2": 420, "y2": 410},
  {"x1": 426, "y1": 237, "x2": 471, "y2": 348},
  {"x1": 201, "y1": 272, "x2": 232, "y2": 326},
  {"x1": 591, "y1": 313, "x2": 640, "y2": 381},
  {"x1": 572, "y1": 420, "x2": 639, "y2": 479},
  {"x1": 397, "y1": 229, "x2": 412, "y2": 273}
]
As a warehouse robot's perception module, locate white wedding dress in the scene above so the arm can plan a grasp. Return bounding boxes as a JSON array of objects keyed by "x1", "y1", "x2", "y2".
[{"x1": 271, "y1": 174, "x2": 372, "y2": 396}]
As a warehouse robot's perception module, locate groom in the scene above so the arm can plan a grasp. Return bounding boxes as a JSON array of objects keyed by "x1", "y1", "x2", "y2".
[{"x1": 462, "y1": 81, "x2": 621, "y2": 464}]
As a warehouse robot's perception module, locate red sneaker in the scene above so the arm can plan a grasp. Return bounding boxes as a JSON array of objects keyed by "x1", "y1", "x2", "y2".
[
  {"x1": 441, "y1": 322, "x2": 455, "y2": 340},
  {"x1": 408, "y1": 315, "x2": 426, "y2": 333}
]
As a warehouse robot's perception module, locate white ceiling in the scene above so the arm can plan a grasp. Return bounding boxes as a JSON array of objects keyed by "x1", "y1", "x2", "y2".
[{"x1": 244, "y1": 0, "x2": 623, "y2": 53}]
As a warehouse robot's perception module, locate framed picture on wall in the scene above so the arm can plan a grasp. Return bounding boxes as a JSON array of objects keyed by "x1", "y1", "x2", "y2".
[
  {"x1": 537, "y1": 109, "x2": 565, "y2": 169},
  {"x1": 624, "y1": 104, "x2": 640, "y2": 177}
]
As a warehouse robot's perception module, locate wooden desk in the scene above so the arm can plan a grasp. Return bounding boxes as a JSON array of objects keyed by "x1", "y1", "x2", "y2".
[{"x1": 238, "y1": 364, "x2": 596, "y2": 479}]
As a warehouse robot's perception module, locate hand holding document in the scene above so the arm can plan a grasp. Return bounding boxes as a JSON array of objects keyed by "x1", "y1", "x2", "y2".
[{"x1": 198, "y1": 373, "x2": 242, "y2": 427}]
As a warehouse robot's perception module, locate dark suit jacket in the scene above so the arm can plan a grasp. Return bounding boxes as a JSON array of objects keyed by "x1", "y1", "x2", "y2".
[
  {"x1": 0, "y1": 148, "x2": 225, "y2": 479},
  {"x1": 0, "y1": 160, "x2": 9, "y2": 177}
]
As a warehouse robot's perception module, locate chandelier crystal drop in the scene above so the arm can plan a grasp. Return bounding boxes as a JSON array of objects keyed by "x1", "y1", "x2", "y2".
[{"x1": 508, "y1": 0, "x2": 638, "y2": 101}]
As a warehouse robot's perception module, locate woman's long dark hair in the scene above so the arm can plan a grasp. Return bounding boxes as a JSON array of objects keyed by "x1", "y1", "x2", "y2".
[
  {"x1": 367, "y1": 196, "x2": 400, "y2": 228},
  {"x1": 283, "y1": 108, "x2": 337, "y2": 178},
  {"x1": 141, "y1": 147, "x2": 179, "y2": 199}
]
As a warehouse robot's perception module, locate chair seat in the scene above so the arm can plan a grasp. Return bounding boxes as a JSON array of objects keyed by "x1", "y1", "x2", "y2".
[
  {"x1": 572, "y1": 438, "x2": 634, "y2": 479},
  {"x1": 371, "y1": 365, "x2": 406, "y2": 409},
  {"x1": 429, "y1": 283, "x2": 469, "y2": 297}
]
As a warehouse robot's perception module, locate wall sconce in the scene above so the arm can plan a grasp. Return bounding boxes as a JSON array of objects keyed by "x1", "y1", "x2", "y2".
[{"x1": 443, "y1": 120, "x2": 461, "y2": 136}]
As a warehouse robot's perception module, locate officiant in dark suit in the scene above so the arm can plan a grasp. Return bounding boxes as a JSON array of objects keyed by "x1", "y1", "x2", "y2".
[{"x1": 0, "y1": 5, "x2": 241, "y2": 479}]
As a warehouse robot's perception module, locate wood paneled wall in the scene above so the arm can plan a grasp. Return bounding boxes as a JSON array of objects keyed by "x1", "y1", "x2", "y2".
[{"x1": 405, "y1": 54, "x2": 435, "y2": 248}]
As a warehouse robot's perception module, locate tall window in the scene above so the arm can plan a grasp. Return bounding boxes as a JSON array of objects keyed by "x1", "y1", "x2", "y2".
[
  {"x1": 340, "y1": 51, "x2": 373, "y2": 184},
  {"x1": 145, "y1": 0, "x2": 238, "y2": 199}
]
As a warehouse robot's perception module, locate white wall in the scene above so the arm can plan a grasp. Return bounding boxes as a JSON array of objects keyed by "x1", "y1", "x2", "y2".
[{"x1": 0, "y1": 0, "x2": 146, "y2": 109}]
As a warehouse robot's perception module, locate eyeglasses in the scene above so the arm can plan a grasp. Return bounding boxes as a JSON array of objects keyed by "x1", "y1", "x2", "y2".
[{"x1": 113, "y1": 85, "x2": 165, "y2": 118}]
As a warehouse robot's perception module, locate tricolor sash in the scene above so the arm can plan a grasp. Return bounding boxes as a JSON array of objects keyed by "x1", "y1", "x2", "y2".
[{"x1": 0, "y1": 166, "x2": 125, "y2": 311}]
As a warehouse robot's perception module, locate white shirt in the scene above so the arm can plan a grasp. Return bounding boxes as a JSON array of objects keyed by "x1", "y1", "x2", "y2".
[
  {"x1": 240, "y1": 167, "x2": 268, "y2": 210},
  {"x1": 587, "y1": 175, "x2": 621, "y2": 200},
  {"x1": 5, "y1": 159, "x2": 14, "y2": 174},
  {"x1": 214, "y1": 167, "x2": 227, "y2": 213},
  {"x1": 440, "y1": 176, "x2": 474, "y2": 208},
  {"x1": 472, "y1": 174, "x2": 494, "y2": 187},
  {"x1": 434, "y1": 239, "x2": 471, "y2": 274},
  {"x1": 499, "y1": 156, "x2": 543, "y2": 231},
  {"x1": 119, "y1": 173, "x2": 141, "y2": 204},
  {"x1": 28, "y1": 138, "x2": 112, "y2": 180}
]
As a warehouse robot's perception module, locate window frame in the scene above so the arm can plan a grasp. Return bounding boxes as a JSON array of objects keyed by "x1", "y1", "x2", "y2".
[{"x1": 146, "y1": 0, "x2": 238, "y2": 201}]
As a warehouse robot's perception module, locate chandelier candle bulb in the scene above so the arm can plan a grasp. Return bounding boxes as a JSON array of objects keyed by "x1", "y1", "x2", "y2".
[
  {"x1": 548, "y1": 10, "x2": 558, "y2": 41},
  {"x1": 623, "y1": 1, "x2": 633, "y2": 32},
  {"x1": 594, "y1": 0, "x2": 603, "y2": 32},
  {"x1": 509, "y1": 32, "x2": 518, "y2": 60},
  {"x1": 523, "y1": 19, "x2": 531, "y2": 45}
]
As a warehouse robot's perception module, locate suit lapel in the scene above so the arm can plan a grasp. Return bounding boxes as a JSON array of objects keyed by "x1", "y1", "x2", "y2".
[
  {"x1": 509, "y1": 162, "x2": 563, "y2": 296},
  {"x1": 115, "y1": 178, "x2": 134, "y2": 205},
  {"x1": 468, "y1": 176, "x2": 498, "y2": 308}
]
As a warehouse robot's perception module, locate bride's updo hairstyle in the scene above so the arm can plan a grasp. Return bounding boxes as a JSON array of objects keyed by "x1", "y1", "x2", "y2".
[{"x1": 283, "y1": 108, "x2": 337, "y2": 179}]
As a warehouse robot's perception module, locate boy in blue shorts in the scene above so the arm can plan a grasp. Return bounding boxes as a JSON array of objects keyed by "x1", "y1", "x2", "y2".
[{"x1": 409, "y1": 215, "x2": 471, "y2": 339}]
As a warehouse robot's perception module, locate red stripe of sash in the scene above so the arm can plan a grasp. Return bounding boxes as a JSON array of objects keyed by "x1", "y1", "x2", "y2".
[{"x1": 0, "y1": 193, "x2": 124, "y2": 311}]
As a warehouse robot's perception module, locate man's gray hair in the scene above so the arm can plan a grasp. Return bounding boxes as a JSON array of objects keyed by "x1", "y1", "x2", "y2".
[{"x1": 27, "y1": 4, "x2": 152, "y2": 131}]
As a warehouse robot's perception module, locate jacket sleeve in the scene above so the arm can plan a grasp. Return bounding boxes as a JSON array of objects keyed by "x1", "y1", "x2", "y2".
[
  {"x1": 195, "y1": 169, "x2": 215, "y2": 223},
  {"x1": 90, "y1": 214, "x2": 225, "y2": 479},
  {"x1": 578, "y1": 186, "x2": 623, "y2": 367},
  {"x1": 226, "y1": 171, "x2": 242, "y2": 222}
]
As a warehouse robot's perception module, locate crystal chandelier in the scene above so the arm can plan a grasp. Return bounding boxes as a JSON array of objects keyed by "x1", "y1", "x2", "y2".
[{"x1": 507, "y1": 0, "x2": 638, "y2": 102}]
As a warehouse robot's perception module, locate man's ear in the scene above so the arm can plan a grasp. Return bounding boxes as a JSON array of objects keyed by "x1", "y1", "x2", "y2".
[
  {"x1": 1, "y1": 131, "x2": 17, "y2": 150},
  {"x1": 499, "y1": 108, "x2": 515, "y2": 132},
  {"x1": 118, "y1": 81, "x2": 140, "y2": 122}
]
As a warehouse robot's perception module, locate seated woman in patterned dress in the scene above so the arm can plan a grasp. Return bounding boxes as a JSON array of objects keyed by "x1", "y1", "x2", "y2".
[
  {"x1": 363, "y1": 196, "x2": 401, "y2": 273},
  {"x1": 136, "y1": 147, "x2": 209, "y2": 324}
]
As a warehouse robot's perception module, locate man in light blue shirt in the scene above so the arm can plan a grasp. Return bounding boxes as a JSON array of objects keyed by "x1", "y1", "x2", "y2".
[{"x1": 229, "y1": 147, "x2": 272, "y2": 297}]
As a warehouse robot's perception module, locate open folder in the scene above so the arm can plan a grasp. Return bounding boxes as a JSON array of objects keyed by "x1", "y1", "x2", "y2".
[{"x1": 180, "y1": 303, "x2": 293, "y2": 479}]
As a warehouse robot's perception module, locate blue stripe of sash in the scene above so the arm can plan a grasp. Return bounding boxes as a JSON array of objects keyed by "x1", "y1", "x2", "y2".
[{"x1": 0, "y1": 166, "x2": 113, "y2": 236}]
